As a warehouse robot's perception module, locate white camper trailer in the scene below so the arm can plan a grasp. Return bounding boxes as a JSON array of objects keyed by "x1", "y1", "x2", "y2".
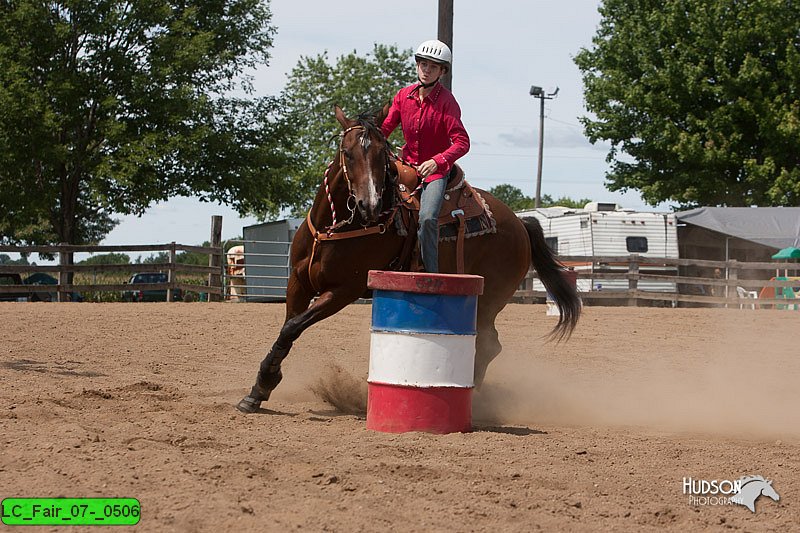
[{"x1": 516, "y1": 203, "x2": 679, "y2": 293}]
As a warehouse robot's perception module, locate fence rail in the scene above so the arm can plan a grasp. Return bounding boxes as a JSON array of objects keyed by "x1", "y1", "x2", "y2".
[
  {"x1": 517, "y1": 254, "x2": 800, "y2": 308},
  {"x1": 0, "y1": 242, "x2": 223, "y2": 302},
  {"x1": 2, "y1": 244, "x2": 799, "y2": 308}
]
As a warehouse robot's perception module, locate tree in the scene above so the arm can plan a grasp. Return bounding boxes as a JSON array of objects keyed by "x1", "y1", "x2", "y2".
[
  {"x1": 575, "y1": 0, "x2": 800, "y2": 208},
  {"x1": 0, "y1": 253, "x2": 30, "y2": 265},
  {"x1": 488, "y1": 184, "x2": 592, "y2": 211},
  {"x1": 278, "y1": 44, "x2": 416, "y2": 214},
  {"x1": 0, "y1": 0, "x2": 294, "y2": 246},
  {"x1": 79, "y1": 253, "x2": 130, "y2": 265},
  {"x1": 541, "y1": 195, "x2": 593, "y2": 209},
  {"x1": 136, "y1": 237, "x2": 242, "y2": 265},
  {"x1": 488, "y1": 184, "x2": 535, "y2": 211}
]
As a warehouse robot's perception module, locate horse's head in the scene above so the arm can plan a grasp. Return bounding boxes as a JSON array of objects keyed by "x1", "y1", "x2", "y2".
[
  {"x1": 735, "y1": 476, "x2": 781, "y2": 512},
  {"x1": 761, "y1": 480, "x2": 780, "y2": 502},
  {"x1": 334, "y1": 104, "x2": 392, "y2": 224}
]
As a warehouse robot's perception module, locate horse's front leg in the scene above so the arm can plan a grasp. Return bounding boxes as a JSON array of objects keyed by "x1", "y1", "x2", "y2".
[{"x1": 236, "y1": 288, "x2": 356, "y2": 413}]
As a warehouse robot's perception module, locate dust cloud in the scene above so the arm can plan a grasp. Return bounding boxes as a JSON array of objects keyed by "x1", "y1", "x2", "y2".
[
  {"x1": 307, "y1": 307, "x2": 800, "y2": 439},
  {"x1": 310, "y1": 364, "x2": 368, "y2": 415},
  {"x1": 310, "y1": 353, "x2": 800, "y2": 438},
  {"x1": 473, "y1": 345, "x2": 800, "y2": 439}
]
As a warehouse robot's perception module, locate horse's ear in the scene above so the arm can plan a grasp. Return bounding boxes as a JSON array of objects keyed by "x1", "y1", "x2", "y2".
[
  {"x1": 334, "y1": 105, "x2": 352, "y2": 129},
  {"x1": 377, "y1": 102, "x2": 391, "y2": 126}
]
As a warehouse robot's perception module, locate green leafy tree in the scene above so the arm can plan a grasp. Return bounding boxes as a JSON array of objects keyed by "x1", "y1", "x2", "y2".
[
  {"x1": 0, "y1": 253, "x2": 30, "y2": 265},
  {"x1": 79, "y1": 253, "x2": 130, "y2": 265},
  {"x1": 279, "y1": 44, "x2": 416, "y2": 214},
  {"x1": 141, "y1": 252, "x2": 169, "y2": 264},
  {"x1": 0, "y1": 0, "x2": 293, "y2": 246},
  {"x1": 575, "y1": 0, "x2": 800, "y2": 207},
  {"x1": 488, "y1": 185, "x2": 592, "y2": 211},
  {"x1": 488, "y1": 184, "x2": 536, "y2": 211},
  {"x1": 136, "y1": 237, "x2": 242, "y2": 265},
  {"x1": 174, "y1": 238, "x2": 243, "y2": 265},
  {"x1": 541, "y1": 195, "x2": 594, "y2": 209}
]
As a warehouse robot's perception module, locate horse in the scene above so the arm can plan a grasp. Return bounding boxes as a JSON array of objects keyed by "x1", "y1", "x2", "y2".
[
  {"x1": 731, "y1": 476, "x2": 780, "y2": 513},
  {"x1": 236, "y1": 105, "x2": 581, "y2": 413}
]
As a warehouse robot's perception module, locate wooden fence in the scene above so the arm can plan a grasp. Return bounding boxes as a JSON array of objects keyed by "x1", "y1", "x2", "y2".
[
  {"x1": 0, "y1": 242, "x2": 223, "y2": 302},
  {"x1": 2, "y1": 245, "x2": 798, "y2": 308},
  {"x1": 0, "y1": 216, "x2": 226, "y2": 303},
  {"x1": 516, "y1": 254, "x2": 800, "y2": 308}
]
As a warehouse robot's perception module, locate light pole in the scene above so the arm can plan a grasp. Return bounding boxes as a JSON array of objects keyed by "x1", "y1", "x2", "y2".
[{"x1": 529, "y1": 85, "x2": 559, "y2": 208}]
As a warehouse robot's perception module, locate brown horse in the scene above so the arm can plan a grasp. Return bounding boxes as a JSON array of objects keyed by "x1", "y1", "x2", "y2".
[{"x1": 236, "y1": 105, "x2": 580, "y2": 413}]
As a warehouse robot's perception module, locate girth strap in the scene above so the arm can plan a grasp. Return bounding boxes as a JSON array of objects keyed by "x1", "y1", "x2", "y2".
[{"x1": 454, "y1": 211, "x2": 466, "y2": 274}]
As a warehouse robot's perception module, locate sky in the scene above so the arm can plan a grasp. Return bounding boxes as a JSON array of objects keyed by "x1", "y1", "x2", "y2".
[{"x1": 100, "y1": 0, "x2": 667, "y2": 248}]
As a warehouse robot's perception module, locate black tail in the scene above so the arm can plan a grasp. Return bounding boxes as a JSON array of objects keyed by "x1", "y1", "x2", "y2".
[{"x1": 521, "y1": 217, "x2": 581, "y2": 340}]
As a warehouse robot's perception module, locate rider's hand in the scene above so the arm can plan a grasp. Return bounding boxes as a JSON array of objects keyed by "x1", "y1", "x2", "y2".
[{"x1": 416, "y1": 159, "x2": 438, "y2": 178}]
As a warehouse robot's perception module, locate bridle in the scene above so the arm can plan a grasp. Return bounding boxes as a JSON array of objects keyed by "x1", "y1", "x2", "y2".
[
  {"x1": 321, "y1": 124, "x2": 394, "y2": 234},
  {"x1": 305, "y1": 123, "x2": 401, "y2": 294}
]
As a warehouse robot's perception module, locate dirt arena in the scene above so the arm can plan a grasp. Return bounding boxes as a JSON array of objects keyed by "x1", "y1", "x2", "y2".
[{"x1": 1, "y1": 302, "x2": 799, "y2": 531}]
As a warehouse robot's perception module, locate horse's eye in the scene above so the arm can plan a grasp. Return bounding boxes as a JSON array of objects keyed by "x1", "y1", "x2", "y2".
[{"x1": 342, "y1": 149, "x2": 353, "y2": 160}]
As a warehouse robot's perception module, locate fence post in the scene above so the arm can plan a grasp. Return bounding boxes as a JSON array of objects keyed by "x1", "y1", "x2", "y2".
[
  {"x1": 522, "y1": 270, "x2": 534, "y2": 304},
  {"x1": 167, "y1": 242, "x2": 176, "y2": 302},
  {"x1": 208, "y1": 216, "x2": 223, "y2": 302},
  {"x1": 628, "y1": 254, "x2": 639, "y2": 307},
  {"x1": 58, "y1": 243, "x2": 69, "y2": 302},
  {"x1": 727, "y1": 260, "x2": 739, "y2": 309}
]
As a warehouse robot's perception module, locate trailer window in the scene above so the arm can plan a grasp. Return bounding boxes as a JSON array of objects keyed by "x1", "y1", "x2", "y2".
[
  {"x1": 545, "y1": 237, "x2": 558, "y2": 254},
  {"x1": 626, "y1": 236, "x2": 648, "y2": 253}
]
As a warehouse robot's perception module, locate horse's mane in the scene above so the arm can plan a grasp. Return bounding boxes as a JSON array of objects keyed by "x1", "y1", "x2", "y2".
[
  {"x1": 355, "y1": 110, "x2": 380, "y2": 128},
  {"x1": 740, "y1": 475, "x2": 768, "y2": 486},
  {"x1": 353, "y1": 111, "x2": 385, "y2": 150}
]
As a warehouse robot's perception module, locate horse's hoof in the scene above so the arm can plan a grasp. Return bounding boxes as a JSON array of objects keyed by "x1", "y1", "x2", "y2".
[{"x1": 235, "y1": 396, "x2": 261, "y2": 413}]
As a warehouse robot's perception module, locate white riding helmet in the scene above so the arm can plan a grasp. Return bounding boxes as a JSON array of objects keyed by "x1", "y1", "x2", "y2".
[{"x1": 414, "y1": 39, "x2": 452, "y2": 68}]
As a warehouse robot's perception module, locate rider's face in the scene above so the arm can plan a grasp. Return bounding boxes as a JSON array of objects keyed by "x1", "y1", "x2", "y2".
[{"x1": 416, "y1": 59, "x2": 444, "y2": 84}]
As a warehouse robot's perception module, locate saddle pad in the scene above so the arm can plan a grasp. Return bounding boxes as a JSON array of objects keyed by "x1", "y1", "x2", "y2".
[
  {"x1": 439, "y1": 211, "x2": 496, "y2": 241},
  {"x1": 394, "y1": 184, "x2": 497, "y2": 241}
]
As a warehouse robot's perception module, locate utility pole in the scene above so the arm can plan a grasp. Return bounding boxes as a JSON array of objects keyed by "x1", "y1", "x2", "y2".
[
  {"x1": 529, "y1": 85, "x2": 559, "y2": 208},
  {"x1": 438, "y1": 0, "x2": 453, "y2": 90}
]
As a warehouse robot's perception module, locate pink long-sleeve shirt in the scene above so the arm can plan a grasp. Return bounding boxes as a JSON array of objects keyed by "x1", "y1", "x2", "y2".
[{"x1": 381, "y1": 82, "x2": 470, "y2": 183}]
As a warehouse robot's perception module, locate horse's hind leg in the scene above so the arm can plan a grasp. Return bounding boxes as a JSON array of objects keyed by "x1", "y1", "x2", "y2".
[
  {"x1": 474, "y1": 310, "x2": 503, "y2": 389},
  {"x1": 236, "y1": 286, "x2": 355, "y2": 413}
]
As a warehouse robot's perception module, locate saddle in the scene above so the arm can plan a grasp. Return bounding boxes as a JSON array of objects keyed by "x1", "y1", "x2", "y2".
[{"x1": 392, "y1": 160, "x2": 496, "y2": 273}]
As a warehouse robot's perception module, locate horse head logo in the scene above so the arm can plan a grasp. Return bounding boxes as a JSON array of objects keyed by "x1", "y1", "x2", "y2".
[{"x1": 731, "y1": 475, "x2": 780, "y2": 513}]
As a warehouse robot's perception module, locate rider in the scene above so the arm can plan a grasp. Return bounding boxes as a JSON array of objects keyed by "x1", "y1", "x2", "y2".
[{"x1": 381, "y1": 39, "x2": 470, "y2": 273}]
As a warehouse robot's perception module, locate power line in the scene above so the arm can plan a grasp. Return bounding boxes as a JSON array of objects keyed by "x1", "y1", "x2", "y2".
[
  {"x1": 467, "y1": 175, "x2": 606, "y2": 184},
  {"x1": 467, "y1": 115, "x2": 584, "y2": 129},
  {"x1": 468, "y1": 152, "x2": 605, "y2": 160},
  {"x1": 547, "y1": 116, "x2": 584, "y2": 128}
]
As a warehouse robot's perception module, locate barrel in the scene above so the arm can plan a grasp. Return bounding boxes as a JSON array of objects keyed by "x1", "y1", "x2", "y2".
[{"x1": 366, "y1": 270, "x2": 484, "y2": 434}]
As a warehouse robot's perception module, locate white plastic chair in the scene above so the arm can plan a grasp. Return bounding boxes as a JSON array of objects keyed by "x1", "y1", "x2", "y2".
[{"x1": 736, "y1": 286, "x2": 758, "y2": 310}]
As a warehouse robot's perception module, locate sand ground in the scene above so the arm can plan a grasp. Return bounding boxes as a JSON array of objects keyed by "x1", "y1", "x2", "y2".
[{"x1": 1, "y1": 302, "x2": 798, "y2": 531}]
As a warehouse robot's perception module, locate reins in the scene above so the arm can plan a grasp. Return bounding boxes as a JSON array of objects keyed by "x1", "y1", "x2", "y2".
[
  {"x1": 321, "y1": 125, "x2": 362, "y2": 233},
  {"x1": 305, "y1": 124, "x2": 416, "y2": 294}
]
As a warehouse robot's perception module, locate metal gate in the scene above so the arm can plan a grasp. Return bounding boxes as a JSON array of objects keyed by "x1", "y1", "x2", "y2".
[{"x1": 223, "y1": 218, "x2": 302, "y2": 302}]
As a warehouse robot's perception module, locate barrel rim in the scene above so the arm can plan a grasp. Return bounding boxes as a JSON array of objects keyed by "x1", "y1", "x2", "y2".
[{"x1": 367, "y1": 270, "x2": 484, "y2": 295}]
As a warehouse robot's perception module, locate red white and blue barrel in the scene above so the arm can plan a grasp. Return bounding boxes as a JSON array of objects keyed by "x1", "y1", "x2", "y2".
[{"x1": 366, "y1": 270, "x2": 484, "y2": 434}]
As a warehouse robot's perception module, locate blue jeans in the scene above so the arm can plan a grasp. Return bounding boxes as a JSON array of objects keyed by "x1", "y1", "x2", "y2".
[{"x1": 418, "y1": 178, "x2": 446, "y2": 273}]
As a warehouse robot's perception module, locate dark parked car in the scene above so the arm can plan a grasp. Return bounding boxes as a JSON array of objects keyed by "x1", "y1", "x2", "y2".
[
  {"x1": 121, "y1": 272, "x2": 182, "y2": 302},
  {"x1": 24, "y1": 272, "x2": 83, "y2": 302},
  {"x1": 0, "y1": 273, "x2": 30, "y2": 302}
]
